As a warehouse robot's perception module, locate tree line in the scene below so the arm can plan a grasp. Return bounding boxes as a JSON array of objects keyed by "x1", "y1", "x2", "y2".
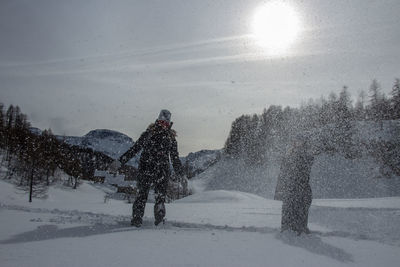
[
  {"x1": 0, "y1": 103, "x2": 113, "y2": 201},
  {"x1": 224, "y1": 79, "x2": 400, "y2": 177}
]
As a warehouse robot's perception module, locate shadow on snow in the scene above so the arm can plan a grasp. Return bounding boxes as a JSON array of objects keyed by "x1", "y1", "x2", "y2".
[
  {"x1": 276, "y1": 231, "x2": 353, "y2": 263},
  {"x1": 1, "y1": 220, "x2": 353, "y2": 263}
]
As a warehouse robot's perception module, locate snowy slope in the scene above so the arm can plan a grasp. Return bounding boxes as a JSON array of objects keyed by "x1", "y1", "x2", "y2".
[
  {"x1": 58, "y1": 129, "x2": 218, "y2": 171},
  {"x1": 190, "y1": 156, "x2": 280, "y2": 197},
  {"x1": 192, "y1": 152, "x2": 400, "y2": 199},
  {"x1": 192, "y1": 121, "x2": 400, "y2": 199},
  {"x1": 61, "y1": 129, "x2": 134, "y2": 159},
  {"x1": 183, "y1": 149, "x2": 221, "y2": 178},
  {"x1": 353, "y1": 120, "x2": 400, "y2": 142},
  {"x1": 1, "y1": 180, "x2": 400, "y2": 267}
]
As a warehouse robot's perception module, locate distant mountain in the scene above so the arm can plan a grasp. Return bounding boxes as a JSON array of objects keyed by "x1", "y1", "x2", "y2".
[
  {"x1": 57, "y1": 129, "x2": 221, "y2": 174},
  {"x1": 29, "y1": 127, "x2": 43, "y2": 135},
  {"x1": 58, "y1": 129, "x2": 134, "y2": 160},
  {"x1": 183, "y1": 149, "x2": 222, "y2": 178}
]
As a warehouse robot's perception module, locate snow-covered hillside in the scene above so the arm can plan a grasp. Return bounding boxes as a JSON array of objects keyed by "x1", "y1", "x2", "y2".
[
  {"x1": 192, "y1": 121, "x2": 400, "y2": 199},
  {"x1": 193, "y1": 152, "x2": 400, "y2": 199},
  {"x1": 58, "y1": 129, "x2": 220, "y2": 172},
  {"x1": 60, "y1": 129, "x2": 134, "y2": 159},
  {"x1": 183, "y1": 149, "x2": 222, "y2": 178},
  {"x1": 1, "y1": 179, "x2": 399, "y2": 267},
  {"x1": 353, "y1": 120, "x2": 400, "y2": 142}
]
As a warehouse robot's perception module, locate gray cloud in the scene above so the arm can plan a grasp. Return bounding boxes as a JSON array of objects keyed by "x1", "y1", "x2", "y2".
[{"x1": 1, "y1": 0, "x2": 400, "y2": 155}]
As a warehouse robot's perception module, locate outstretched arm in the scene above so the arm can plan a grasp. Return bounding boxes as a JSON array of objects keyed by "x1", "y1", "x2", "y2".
[
  {"x1": 170, "y1": 137, "x2": 184, "y2": 176},
  {"x1": 119, "y1": 129, "x2": 150, "y2": 165}
]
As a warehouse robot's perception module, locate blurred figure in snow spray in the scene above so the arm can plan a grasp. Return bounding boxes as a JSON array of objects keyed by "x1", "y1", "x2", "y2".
[{"x1": 277, "y1": 132, "x2": 315, "y2": 234}]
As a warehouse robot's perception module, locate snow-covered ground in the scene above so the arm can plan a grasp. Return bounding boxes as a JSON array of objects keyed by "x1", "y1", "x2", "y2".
[{"x1": 1, "y1": 180, "x2": 399, "y2": 267}]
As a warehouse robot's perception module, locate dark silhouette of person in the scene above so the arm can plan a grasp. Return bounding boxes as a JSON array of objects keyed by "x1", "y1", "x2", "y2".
[
  {"x1": 110, "y1": 109, "x2": 183, "y2": 227},
  {"x1": 278, "y1": 134, "x2": 315, "y2": 234}
]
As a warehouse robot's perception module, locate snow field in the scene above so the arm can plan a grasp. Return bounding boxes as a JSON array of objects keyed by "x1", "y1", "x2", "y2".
[{"x1": 1, "y1": 180, "x2": 400, "y2": 267}]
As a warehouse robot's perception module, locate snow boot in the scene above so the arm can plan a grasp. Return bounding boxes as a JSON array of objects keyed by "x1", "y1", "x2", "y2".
[
  {"x1": 154, "y1": 203, "x2": 166, "y2": 226},
  {"x1": 131, "y1": 217, "x2": 142, "y2": 227}
]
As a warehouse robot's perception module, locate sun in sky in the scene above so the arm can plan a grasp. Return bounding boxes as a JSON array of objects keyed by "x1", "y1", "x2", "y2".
[{"x1": 251, "y1": 1, "x2": 302, "y2": 54}]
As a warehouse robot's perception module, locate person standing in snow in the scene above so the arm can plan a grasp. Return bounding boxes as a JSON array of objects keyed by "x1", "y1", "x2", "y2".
[
  {"x1": 278, "y1": 133, "x2": 315, "y2": 235},
  {"x1": 110, "y1": 109, "x2": 184, "y2": 227}
]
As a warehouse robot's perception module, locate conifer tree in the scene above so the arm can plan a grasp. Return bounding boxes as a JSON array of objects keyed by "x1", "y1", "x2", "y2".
[
  {"x1": 368, "y1": 79, "x2": 386, "y2": 128},
  {"x1": 390, "y1": 78, "x2": 400, "y2": 119},
  {"x1": 0, "y1": 103, "x2": 4, "y2": 148},
  {"x1": 354, "y1": 90, "x2": 367, "y2": 120}
]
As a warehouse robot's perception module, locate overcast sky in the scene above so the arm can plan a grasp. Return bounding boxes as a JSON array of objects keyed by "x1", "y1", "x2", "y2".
[{"x1": 0, "y1": 0, "x2": 399, "y2": 155}]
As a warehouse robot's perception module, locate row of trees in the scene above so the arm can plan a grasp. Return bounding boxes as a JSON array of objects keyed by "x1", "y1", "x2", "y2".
[
  {"x1": 0, "y1": 103, "x2": 191, "y2": 202},
  {"x1": 351, "y1": 79, "x2": 400, "y2": 124},
  {"x1": 224, "y1": 79, "x2": 400, "y2": 176},
  {"x1": 0, "y1": 104, "x2": 113, "y2": 201}
]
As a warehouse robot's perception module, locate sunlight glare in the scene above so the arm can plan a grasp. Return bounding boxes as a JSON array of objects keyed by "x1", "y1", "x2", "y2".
[{"x1": 251, "y1": 1, "x2": 301, "y2": 54}]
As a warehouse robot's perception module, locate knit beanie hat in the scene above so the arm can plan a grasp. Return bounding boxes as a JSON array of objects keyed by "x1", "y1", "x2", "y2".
[{"x1": 158, "y1": 109, "x2": 171, "y2": 122}]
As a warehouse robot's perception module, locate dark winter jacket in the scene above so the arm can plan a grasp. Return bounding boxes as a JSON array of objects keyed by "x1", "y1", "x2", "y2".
[
  {"x1": 119, "y1": 122, "x2": 183, "y2": 179},
  {"x1": 275, "y1": 146, "x2": 314, "y2": 201}
]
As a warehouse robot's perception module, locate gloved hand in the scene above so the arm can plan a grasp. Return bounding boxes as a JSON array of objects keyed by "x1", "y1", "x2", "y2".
[{"x1": 109, "y1": 159, "x2": 122, "y2": 173}]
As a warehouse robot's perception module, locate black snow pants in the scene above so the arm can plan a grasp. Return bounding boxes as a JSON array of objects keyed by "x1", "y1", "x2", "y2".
[
  {"x1": 131, "y1": 168, "x2": 168, "y2": 226},
  {"x1": 281, "y1": 184, "x2": 312, "y2": 234}
]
